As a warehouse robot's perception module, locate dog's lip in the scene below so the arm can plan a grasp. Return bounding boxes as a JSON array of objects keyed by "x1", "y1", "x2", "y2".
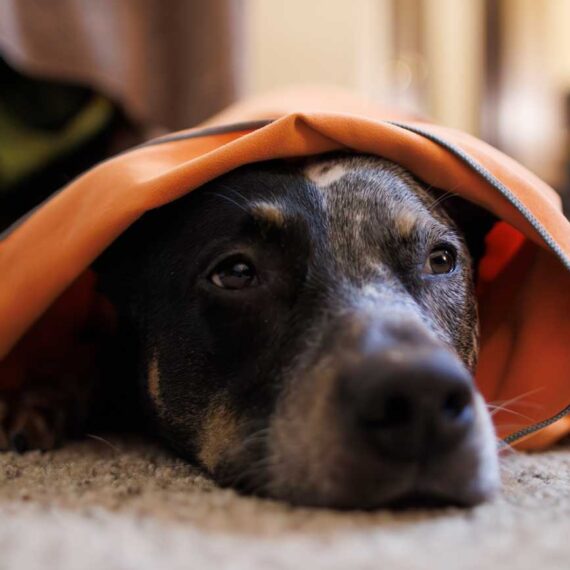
[
  {"x1": 359, "y1": 462, "x2": 487, "y2": 510},
  {"x1": 311, "y1": 486, "x2": 478, "y2": 511},
  {"x1": 384, "y1": 490, "x2": 466, "y2": 510},
  {"x1": 380, "y1": 475, "x2": 491, "y2": 510}
]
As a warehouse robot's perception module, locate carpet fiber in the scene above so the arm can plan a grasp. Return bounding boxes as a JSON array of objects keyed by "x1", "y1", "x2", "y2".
[{"x1": 1, "y1": 436, "x2": 569, "y2": 570}]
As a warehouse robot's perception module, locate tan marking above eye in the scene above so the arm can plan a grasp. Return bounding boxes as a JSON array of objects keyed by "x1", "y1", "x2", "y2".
[
  {"x1": 251, "y1": 202, "x2": 285, "y2": 228},
  {"x1": 148, "y1": 355, "x2": 164, "y2": 412},
  {"x1": 395, "y1": 210, "x2": 417, "y2": 235},
  {"x1": 198, "y1": 398, "x2": 241, "y2": 472}
]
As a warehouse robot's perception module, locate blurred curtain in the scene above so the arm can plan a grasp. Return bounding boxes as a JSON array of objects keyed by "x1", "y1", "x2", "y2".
[{"x1": 0, "y1": 0, "x2": 245, "y2": 130}]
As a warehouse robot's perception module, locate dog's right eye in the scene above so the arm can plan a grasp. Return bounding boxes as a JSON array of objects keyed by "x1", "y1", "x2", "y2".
[
  {"x1": 209, "y1": 258, "x2": 258, "y2": 290},
  {"x1": 423, "y1": 246, "x2": 456, "y2": 275}
]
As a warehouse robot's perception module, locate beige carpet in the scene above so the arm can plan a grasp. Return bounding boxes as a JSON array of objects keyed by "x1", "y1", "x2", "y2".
[{"x1": 1, "y1": 436, "x2": 569, "y2": 570}]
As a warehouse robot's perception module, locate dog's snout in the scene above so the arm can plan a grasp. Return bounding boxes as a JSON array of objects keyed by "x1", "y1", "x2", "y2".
[{"x1": 340, "y1": 350, "x2": 475, "y2": 462}]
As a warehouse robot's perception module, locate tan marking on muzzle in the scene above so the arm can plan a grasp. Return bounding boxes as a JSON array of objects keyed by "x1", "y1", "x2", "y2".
[
  {"x1": 269, "y1": 358, "x2": 343, "y2": 497},
  {"x1": 198, "y1": 398, "x2": 240, "y2": 472},
  {"x1": 148, "y1": 355, "x2": 164, "y2": 412}
]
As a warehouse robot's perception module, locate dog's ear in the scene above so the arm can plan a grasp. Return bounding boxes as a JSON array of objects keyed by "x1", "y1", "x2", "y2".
[{"x1": 436, "y1": 193, "x2": 498, "y2": 273}]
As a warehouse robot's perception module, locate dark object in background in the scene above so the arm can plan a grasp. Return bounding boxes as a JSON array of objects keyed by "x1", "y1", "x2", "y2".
[
  {"x1": 0, "y1": 57, "x2": 141, "y2": 232},
  {"x1": 0, "y1": 0, "x2": 243, "y2": 131},
  {"x1": 0, "y1": 0, "x2": 244, "y2": 231},
  {"x1": 1, "y1": 57, "x2": 93, "y2": 132}
]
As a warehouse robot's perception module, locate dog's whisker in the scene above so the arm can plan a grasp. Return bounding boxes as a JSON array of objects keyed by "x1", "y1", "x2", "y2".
[
  {"x1": 220, "y1": 424, "x2": 282, "y2": 496},
  {"x1": 428, "y1": 189, "x2": 459, "y2": 212},
  {"x1": 219, "y1": 183, "x2": 248, "y2": 200},
  {"x1": 85, "y1": 434, "x2": 121, "y2": 452},
  {"x1": 488, "y1": 399, "x2": 542, "y2": 411},
  {"x1": 486, "y1": 404, "x2": 535, "y2": 422},
  {"x1": 209, "y1": 191, "x2": 250, "y2": 214},
  {"x1": 487, "y1": 388, "x2": 544, "y2": 417},
  {"x1": 222, "y1": 454, "x2": 275, "y2": 494},
  {"x1": 496, "y1": 435, "x2": 518, "y2": 452},
  {"x1": 239, "y1": 430, "x2": 271, "y2": 451},
  {"x1": 215, "y1": 183, "x2": 255, "y2": 209}
]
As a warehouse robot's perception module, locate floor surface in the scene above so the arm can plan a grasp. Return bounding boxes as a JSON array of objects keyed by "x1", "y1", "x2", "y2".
[{"x1": 1, "y1": 436, "x2": 569, "y2": 570}]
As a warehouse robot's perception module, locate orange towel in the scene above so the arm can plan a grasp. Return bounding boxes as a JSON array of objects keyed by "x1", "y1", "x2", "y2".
[{"x1": 1, "y1": 87, "x2": 569, "y2": 449}]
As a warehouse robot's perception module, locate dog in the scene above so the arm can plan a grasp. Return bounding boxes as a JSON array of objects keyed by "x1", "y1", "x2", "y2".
[{"x1": 0, "y1": 153, "x2": 500, "y2": 509}]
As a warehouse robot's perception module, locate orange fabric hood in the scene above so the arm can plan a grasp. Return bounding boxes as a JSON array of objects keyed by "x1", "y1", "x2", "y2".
[{"x1": 1, "y1": 87, "x2": 569, "y2": 449}]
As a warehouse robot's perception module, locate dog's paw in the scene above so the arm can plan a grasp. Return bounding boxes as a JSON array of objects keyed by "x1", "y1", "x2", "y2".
[{"x1": 0, "y1": 389, "x2": 69, "y2": 452}]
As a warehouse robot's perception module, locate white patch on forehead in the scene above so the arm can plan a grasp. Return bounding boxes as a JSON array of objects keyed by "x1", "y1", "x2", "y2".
[{"x1": 304, "y1": 162, "x2": 348, "y2": 188}]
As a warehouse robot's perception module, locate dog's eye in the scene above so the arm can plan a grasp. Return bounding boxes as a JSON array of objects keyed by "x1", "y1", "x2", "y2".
[
  {"x1": 424, "y1": 247, "x2": 456, "y2": 275},
  {"x1": 209, "y1": 258, "x2": 258, "y2": 290}
]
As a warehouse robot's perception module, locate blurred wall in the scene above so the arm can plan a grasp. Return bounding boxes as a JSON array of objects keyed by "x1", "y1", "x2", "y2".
[
  {"x1": 495, "y1": 0, "x2": 570, "y2": 186},
  {"x1": 245, "y1": 0, "x2": 570, "y2": 189},
  {"x1": 245, "y1": 0, "x2": 485, "y2": 134},
  {"x1": 246, "y1": 0, "x2": 394, "y2": 101},
  {"x1": 422, "y1": 0, "x2": 485, "y2": 134}
]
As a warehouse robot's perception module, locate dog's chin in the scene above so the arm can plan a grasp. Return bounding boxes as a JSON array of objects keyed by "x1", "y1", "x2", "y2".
[
  {"x1": 213, "y1": 447, "x2": 499, "y2": 511},
  {"x1": 261, "y1": 467, "x2": 498, "y2": 511},
  {"x1": 234, "y1": 478, "x2": 497, "y2": 511}
]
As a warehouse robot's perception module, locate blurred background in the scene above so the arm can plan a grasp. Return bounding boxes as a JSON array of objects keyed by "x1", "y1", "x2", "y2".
[
  {"x1": 1, "y1": 0, "x2": 570, "y2": 230},
  {"x1": 248, "y1": 0, "x2": 570, "y2": 192}
]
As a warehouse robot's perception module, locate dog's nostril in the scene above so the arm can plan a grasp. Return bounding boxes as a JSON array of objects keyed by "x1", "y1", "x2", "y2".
[
  {"x1": 358, "y1": 395, "x2": 412, "y2": 430},
  {"x1": 366, "y1": 394, "x2": 412, "y2": 429},
  {"x1": 442, "y1": 388, "x2": 472, "y2": 420}
]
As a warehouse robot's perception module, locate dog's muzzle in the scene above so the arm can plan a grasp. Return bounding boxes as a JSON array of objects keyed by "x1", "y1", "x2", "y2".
[{"x1": 268, "y1": 310, "x2": 499, "y2": 508}]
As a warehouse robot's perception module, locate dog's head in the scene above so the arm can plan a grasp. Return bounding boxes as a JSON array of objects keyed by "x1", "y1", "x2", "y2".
[{"x1": 103, "y1": 153, "x2": 500, "y2": 509}]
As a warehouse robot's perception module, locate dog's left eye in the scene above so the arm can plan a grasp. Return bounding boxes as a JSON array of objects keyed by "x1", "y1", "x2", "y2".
[
  {"x1": 424, "y1": 246, "x2": 456, "y2": 275},
  {"x1": 209, "y1": 258, "x2": 258, "y2": 290}
]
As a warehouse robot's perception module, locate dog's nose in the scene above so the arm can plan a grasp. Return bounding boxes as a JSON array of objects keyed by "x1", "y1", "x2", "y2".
[{"x1": 340, "y1": 350, "x2": 475, "y2": 462}]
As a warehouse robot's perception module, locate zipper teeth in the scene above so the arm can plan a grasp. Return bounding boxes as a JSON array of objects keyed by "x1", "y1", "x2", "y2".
[
  {"x1": 138, "y1": 120, "x2": 275, "y2": 148},
  {"x1": 388, "y1": 121, "x2": 570, "y2": 444},
  {"x1": 502, "y1": 404, "x2": 570, "y2": 444}
]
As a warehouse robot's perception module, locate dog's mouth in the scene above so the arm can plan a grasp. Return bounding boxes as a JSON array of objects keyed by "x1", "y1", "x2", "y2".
[
  {"x1": 251, "y1": 482, "x2": 489, "y2": 511},
  {"x1": 325, "y1": 492, "x2": 465, "y2": 512},
  {"x1": 215, "y1": 445, "x2": 497, "y2": 511},
  {"x1": 383, "y1": 490, "x2": 473, "y2": 510}
]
